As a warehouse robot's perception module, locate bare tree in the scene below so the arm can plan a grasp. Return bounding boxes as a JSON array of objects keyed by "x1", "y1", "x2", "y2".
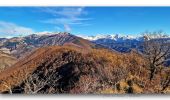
[
  {"x1": 23, "y1": 67, "x2": 61, "y2": 94},
  {"x1": 143, "y1": 31, "x2": 170, "y2": 80}
]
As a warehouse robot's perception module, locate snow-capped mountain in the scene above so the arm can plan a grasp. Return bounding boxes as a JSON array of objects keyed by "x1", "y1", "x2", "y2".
[
  {"x1": 79, "y1": 33, "x2": 170, "y2": 52},
  {"x1": 78, "y1": 34, "x2": 144, "y2": 52},
  {"x1": 78, "y1": 34, "x2": 143, "y2": 41}
]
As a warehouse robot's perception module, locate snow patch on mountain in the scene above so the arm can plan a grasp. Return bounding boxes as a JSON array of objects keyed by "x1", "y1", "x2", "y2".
[{"x1": 78, "y1": 34, "x2": 143, "y2": 41}]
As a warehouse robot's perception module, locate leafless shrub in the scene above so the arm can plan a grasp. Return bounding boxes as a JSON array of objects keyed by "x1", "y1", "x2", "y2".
[{"x1": 143, "y1": 31, "x2": 170, "y2": 80}]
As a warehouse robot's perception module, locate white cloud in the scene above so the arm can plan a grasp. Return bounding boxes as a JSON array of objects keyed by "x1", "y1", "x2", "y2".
[
  {"x1": 40, "y1": 7, "x2": 91, "y2": 32},
  {"x1": 53, "y1": 7, "x2": 86, "y2": 19},
  {"x1": 64, "y1": 24, "x2": 71, "y2": 32},
  {"x1": 40, "y1": 7, "x2": 86, "y2": 18},
  {"x1": 0, "y1": 21, "x2": 35, "y2": 37}
]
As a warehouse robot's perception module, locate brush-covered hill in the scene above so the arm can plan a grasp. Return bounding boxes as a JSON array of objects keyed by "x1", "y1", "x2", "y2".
[{"x1": 0, "y1": 46, "x2": 170, "y2": 94}]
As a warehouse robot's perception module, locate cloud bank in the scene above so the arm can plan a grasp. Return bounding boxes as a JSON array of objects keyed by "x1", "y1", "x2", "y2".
[{"x1": 0, "y1": 21, "x2": 35, "y2": 37}]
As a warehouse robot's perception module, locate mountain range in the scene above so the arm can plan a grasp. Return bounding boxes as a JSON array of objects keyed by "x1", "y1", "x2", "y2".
[
  {"x1": 79, "y1": 34, "x2": 144, "y2": 52},
  {"x1": 0, "y1": 33, "x2": 143, "y2": 55},
  {"x1": 1, "y1": 32, "x2": 170, "y2": 57},
  {"x1": 0, "y1": 32, "x2": 170, "y2": 94},
  {"x1": 0, "y1": 32, "x2": 105, "y2": 58}
]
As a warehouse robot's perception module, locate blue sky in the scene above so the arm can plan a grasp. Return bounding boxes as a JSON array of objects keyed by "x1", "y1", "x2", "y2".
[{"x1": 0, "y1": 7, "x2": 170, "y2": 38}]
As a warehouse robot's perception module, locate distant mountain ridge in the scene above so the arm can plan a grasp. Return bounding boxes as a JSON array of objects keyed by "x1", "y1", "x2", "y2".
[
  {"x1": 0, "y1": 32, "x2": 104, "y2": 58},
  {"x1": 78, "y1": 34, "x2": 144, "y2": 52},
  {"x1": 79, "y1": 33, "x2": 170, "y2": 41},
  {"x1": 79, "y1": 34, "x2": 143, "y2": 41},
  {"x1": 79, "y1": 34, "x2": 170, "y2": 52},
  {"x1": 1, "y1": 32, "x2": 170, "y2": 56}
]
